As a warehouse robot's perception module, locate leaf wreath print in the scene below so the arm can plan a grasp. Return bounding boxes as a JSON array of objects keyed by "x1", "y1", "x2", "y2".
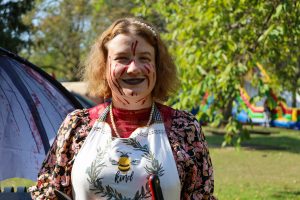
[
  {"x1": 86, "y1": 147, "x2": 107, "y2": 190},
  {"x1": 123, "y1": 138, "x2": 164, "y2": 177},
  {"x1": 87, "y1": 181, "x2": 151, "y2": 200},
  {"x1": 86, "y1": 138, "x2": 164, "y2": 199},
  {"x1": 86, "y1": 146, "x2": 152, "y2": 199}
]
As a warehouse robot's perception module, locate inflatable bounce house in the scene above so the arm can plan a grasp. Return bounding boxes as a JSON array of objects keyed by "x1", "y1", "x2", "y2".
[
  {"x1": 235, "y1": 86, "x2": 300, "y2": 129},
  {"x1": 235, "y1": 87, "x2": 267, "y2": 125},
  {"x1": 269, "y1": 92, "x2": 300, "y2": 129},
  {"x1": 198, "y1": 63, "x2": 300, "y2": 129},
  {"x1": 234, "y1": 64, "x2": 300, "y2": 129}
]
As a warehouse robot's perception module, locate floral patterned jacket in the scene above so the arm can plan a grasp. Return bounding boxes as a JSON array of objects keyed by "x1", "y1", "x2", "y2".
[{"x1": 29, "y1": 103, "x2": 216, "y2": 200}]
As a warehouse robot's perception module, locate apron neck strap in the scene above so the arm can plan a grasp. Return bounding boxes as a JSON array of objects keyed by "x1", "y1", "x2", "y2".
[{"x1": 98, "y1": 102, "x2": 163, "y2": 124}]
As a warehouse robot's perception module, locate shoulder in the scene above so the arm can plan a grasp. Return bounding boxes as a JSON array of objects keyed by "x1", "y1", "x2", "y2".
[
  {"x1": 88, "y1": 102, "x2": 110, "y2": 120},
  {"x1": 174, "y1": 109, "x2": 198, "y2": 122},
  {"x1": 156, "y1": 103, "x2": 201, "y2": 136},
  {"x1": 60, "y1": 108, "x2": 90, "y2": 129},
  {"x1": 55, "y1": 109, "x2": 90, "y2": 146},
  {"x1": 168, "y1": 108, "x2": 204, "y2": 144},
  {"x1": 62, "y1": 102, "x2": 110, "y2": 125},
  {"x1": 156, "y1": 103, "x2": 197, "y2": 124},
  {"x1": 66, "y1": 102, "x2": 110, "y2": 119},
  {"x1": 156, "y1": 103, "x2": 175, "y2": 120},
  {"x1": 173, "y1": 109, "x2": 200, "y2": 131},
  {"x1": 169, "y1": 106, "x2": 200, "y2": 132},
  {"x1": 57, "y1": 102, "x2": 109, "y2": 139}
]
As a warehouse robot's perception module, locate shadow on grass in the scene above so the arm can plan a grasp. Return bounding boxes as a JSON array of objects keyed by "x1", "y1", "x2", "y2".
[
  {"x1": 205, "y1": 133, "x2": 300, "y2": 154},
  {"x1": 272, "y1": 190, "x2": 300, "y2": 199}
]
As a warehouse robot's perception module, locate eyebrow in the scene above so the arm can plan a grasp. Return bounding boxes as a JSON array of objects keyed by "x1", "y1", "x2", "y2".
[
  {"x1": 113, "y1": 52, "x2": 130, "y2": 56},
  {"x1": 137, "y1": 52, "x2": 152, "y2": 56},
  {"x1": 113, "y1": 51, "x2": 153, "y2": 56}
]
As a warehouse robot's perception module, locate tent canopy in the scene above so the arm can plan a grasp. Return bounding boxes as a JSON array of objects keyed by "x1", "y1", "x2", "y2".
[{"x1": 0, "y1": 47, "x2": 83, "y2": 181}]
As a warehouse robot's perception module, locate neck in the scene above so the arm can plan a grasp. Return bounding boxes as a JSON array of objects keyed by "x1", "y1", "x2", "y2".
[{"x1": 111, "y1": 95, "x2": 153, "y2": 110}]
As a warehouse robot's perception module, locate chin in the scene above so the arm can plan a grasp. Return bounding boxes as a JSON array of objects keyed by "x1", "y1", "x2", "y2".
[{"x1": 125, "y1": 92, "x2": 145, "y2": 98}]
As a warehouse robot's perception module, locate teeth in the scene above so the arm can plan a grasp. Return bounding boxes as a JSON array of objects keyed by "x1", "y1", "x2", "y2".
[{"x1": 122, "y1": 78, "x2": 145, "y2": 85}]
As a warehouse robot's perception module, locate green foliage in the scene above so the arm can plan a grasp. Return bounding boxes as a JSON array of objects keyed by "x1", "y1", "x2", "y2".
[
  {"x1": 261, "y1": 1, "x2": 300, "y2": 107},
  {"x1": 22, "y1": 0, "x2": 92, "y2": 80},
  {"x1": 0, "y1": 0, "x2": 34, "y2": 53},
  {"x1": 132, "y1": 0, "x2": 300, "y2": 146},
  {"x1": 23, "y1": 0, "x2": 135, "y2": 80}
]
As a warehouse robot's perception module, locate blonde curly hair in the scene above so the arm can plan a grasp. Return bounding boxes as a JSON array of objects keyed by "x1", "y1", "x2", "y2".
[{"x1": 82, "y1": 17, "x2": 179, "y2": 102}]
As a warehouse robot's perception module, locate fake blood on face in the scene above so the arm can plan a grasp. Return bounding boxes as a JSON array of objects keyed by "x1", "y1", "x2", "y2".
[{"x1": 106, "y1": 34, "x2": 156, "y2": 109}]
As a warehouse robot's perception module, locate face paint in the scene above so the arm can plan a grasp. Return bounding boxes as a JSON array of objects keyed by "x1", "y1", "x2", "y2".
[
  {"x1": 106, "y1": 34, "x2": 156, "y2": 109},
  {"x1": 143, "y1": 64, "x2": 151, "y2": 74},
  {"x1": 131, "y1": 41, "x2": 138, "y2": 56},
  {"x1": 135, "y1": 96, "x2": 150, "y2": 105},
  {"x1": 116, "y1": 96, "x2": 126, "y2": 106},
  {"x1": 108, "y1": 59, "x2": 125, "y2": 96}
]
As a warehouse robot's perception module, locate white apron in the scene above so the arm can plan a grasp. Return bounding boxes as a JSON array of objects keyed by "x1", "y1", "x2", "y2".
[{"x1": 71, "y1": 104, "x2": 181, "y2": 200}]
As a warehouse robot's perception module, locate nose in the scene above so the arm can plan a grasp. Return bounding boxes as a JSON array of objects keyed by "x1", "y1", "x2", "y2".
[{"x1": 126, "y1": 60, "x2": 142, "y2": 75}]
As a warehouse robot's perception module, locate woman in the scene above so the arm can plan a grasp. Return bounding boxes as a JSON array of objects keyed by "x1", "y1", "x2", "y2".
[{"x1": 30, "y1": 17, "x2": 216, "y2": 200}]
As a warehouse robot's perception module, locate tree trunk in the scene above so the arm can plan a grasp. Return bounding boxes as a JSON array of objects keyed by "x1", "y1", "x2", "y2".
[
  {"x1": 222, "y1": 97, "x2": 234, "y2": 125},
  {"x1": 292, "y1": 88, "x2": 297, "y2": 107}
]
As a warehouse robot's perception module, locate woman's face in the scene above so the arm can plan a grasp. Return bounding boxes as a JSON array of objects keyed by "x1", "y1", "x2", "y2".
[{"x1": 106, "y1": 33, "x2": 156, "y2": 108}]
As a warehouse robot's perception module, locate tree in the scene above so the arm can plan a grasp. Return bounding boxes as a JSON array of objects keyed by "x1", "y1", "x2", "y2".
[
  {"x1": 0, "y1": 0, "x2": 34, "y2": 53},
  {"x1": 133, "y1": 0, "x2": 299, "y2": 145},
  {"x1": 23, "y1": 0, "x2": 135, "y2": 81},
  {"x1": 261, "y1": 1, "x2": 300, "y2": 107},
  {"x1": 23, "y1": 0, "x2": 91, "y2": 80},
  {"x1": 88, "y1": 0, "x2": 136, "y2": 42}
]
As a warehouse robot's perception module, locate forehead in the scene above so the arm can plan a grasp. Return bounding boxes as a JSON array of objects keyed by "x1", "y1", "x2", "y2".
[{"x1": 106, "y1": 34, "x2": 154, "y2": 55}]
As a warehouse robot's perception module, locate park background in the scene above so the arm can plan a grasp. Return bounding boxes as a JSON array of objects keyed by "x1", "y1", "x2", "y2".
[{"x1": 1, "y1": 0, "x2": 300, "y2": 199}]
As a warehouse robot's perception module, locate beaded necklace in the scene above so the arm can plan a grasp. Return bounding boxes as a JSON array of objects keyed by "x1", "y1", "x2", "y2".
[{"x1": 109, "y1": 102, "x2": 155, "y2": 138}]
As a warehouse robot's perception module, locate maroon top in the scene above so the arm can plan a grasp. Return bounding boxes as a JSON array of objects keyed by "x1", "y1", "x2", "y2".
[{"x1": 88, "y1": 102, "x2": 174, "y2": 138}]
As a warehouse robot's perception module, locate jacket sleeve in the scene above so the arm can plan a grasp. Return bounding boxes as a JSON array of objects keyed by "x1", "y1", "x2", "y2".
[
  {"x1": 170, "y1": 111, "x2": 216, "y2": 200},
  {"x1": 29, "y1": 109, "x2": 86, "y2": 200}
]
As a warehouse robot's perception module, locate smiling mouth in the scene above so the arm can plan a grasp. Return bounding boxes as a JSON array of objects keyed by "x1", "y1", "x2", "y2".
[{"x1": 122, "y1": 78, "x2": 145, "y2": 85}]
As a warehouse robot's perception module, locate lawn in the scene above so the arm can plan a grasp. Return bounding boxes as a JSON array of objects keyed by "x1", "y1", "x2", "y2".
[
  {"x1": 204, "y1": 126, "x2": 300, "y2": 200},
  {"x1": 1, "y1": 126, "x2": 299, "y2": 200},
  {"x1": 0, "y1": 177, "x2": 34, "y2": 192}
]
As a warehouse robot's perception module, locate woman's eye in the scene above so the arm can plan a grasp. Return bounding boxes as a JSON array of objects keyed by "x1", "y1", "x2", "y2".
[
  {"x1": 140, "y1": 57, "x2": 151, "y2": 62},
  {"x1": 115, "y1": 57, "x2": 129, "y2": 61},
  {"x1": 115, "y1": 57, "x2": 130, "y2": 64}
]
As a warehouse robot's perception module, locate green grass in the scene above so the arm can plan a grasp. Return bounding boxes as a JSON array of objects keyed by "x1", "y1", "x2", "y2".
[
  {"x1": 204, "y1": 126, "x2": 300, "y2": 200},
  {"x1": 0, "y1": 177, "x2": 35, "y2": 191}
]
